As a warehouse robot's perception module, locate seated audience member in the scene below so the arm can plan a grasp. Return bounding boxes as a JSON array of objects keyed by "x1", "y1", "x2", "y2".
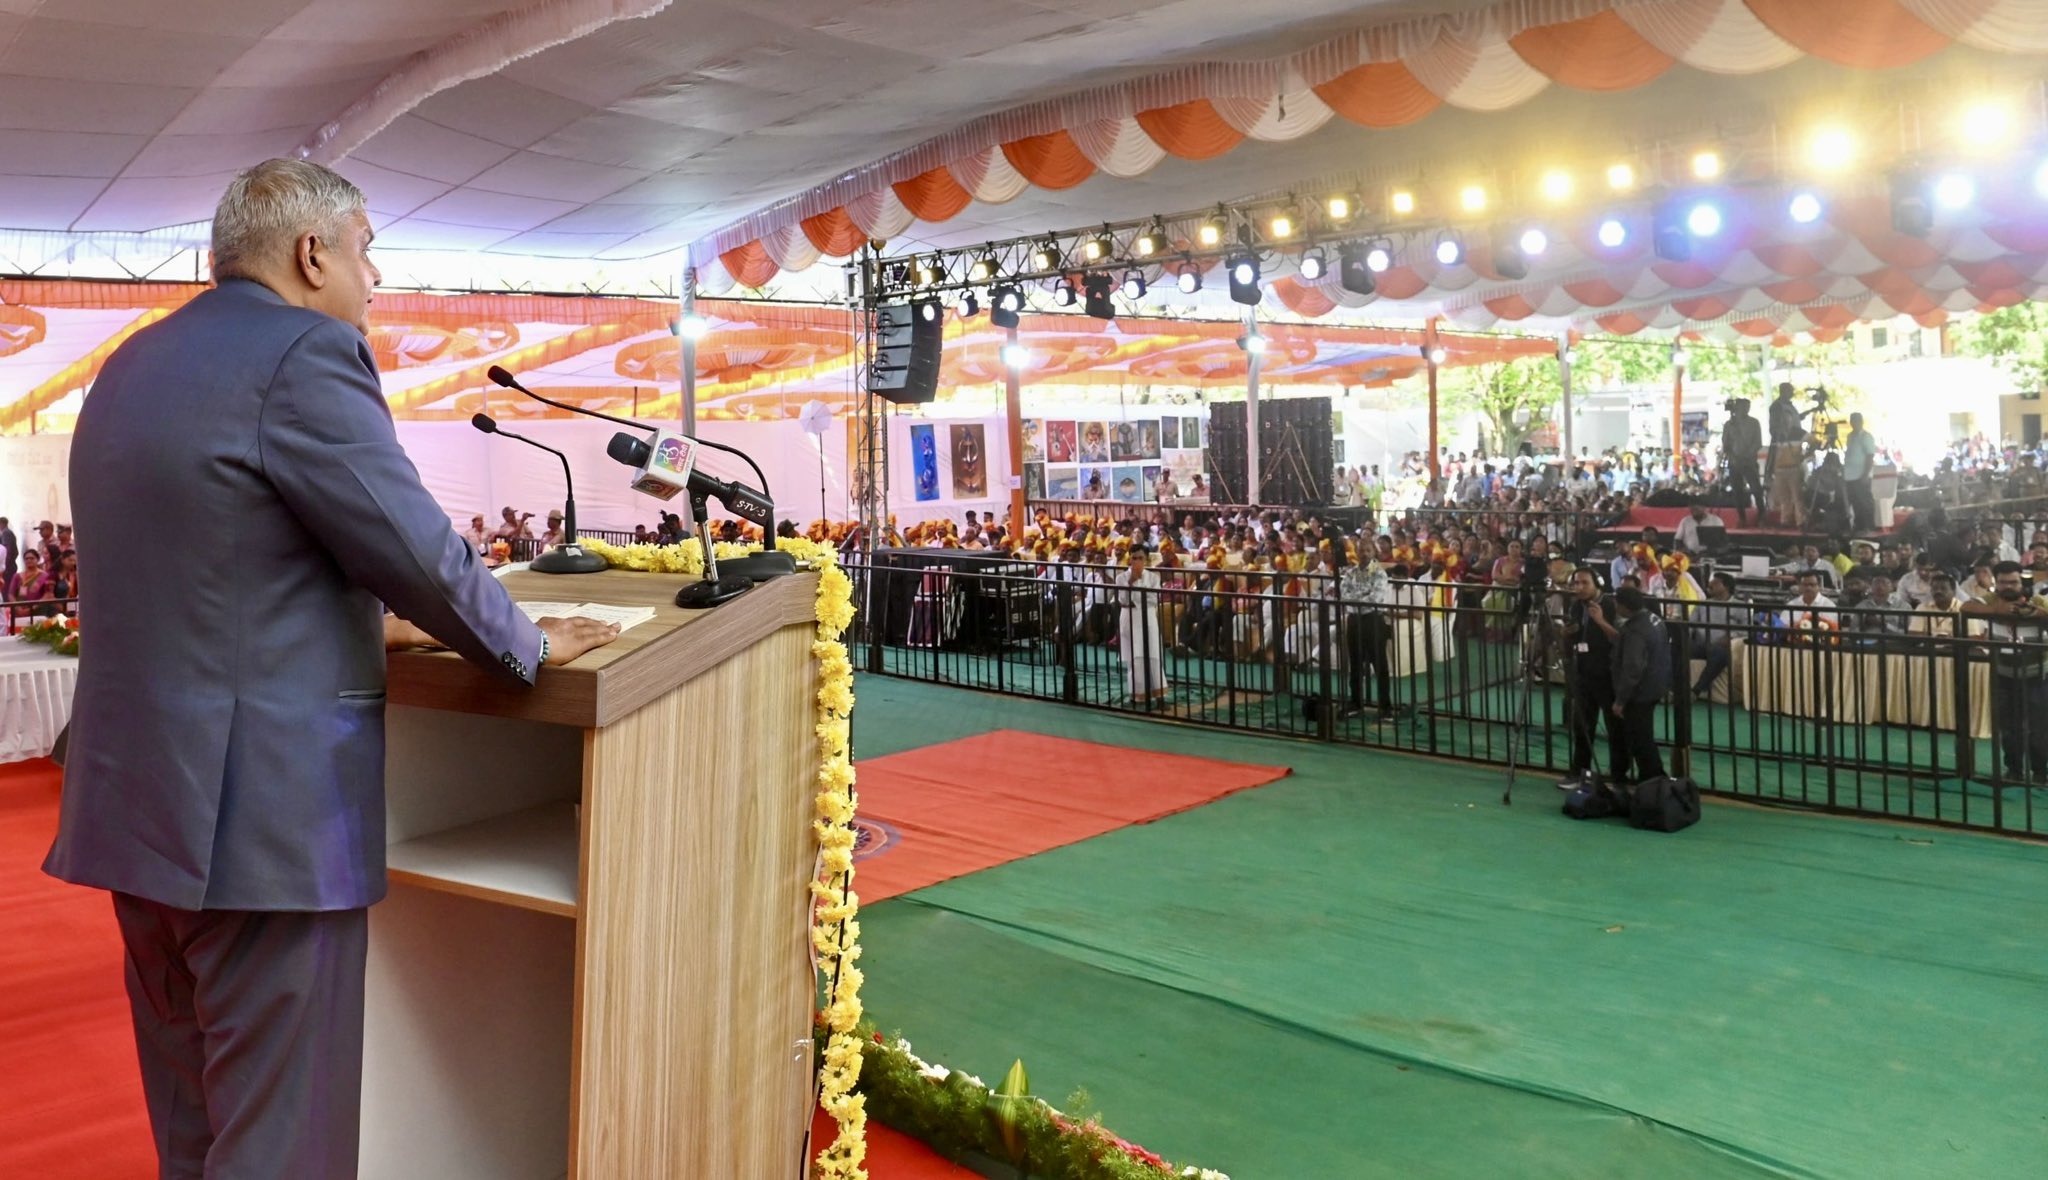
[
  {"x1": 1674, "y1": 504, "x2": 1724, "y2": 554},
  {"x1": 490, "y1": 506, "x2": 533, "y2": 542},
  {"x1": 1910, "y1": 573, "x2": 1967, "y2": 638},
  {"x1": 1861, "y1": 573, "x2": 1911, "y2": 634},
  {"x1": 538, "y1": 510, "x2": 565, "y2": 549},
  {"x1": 460, "y1": 513, "x2": 488, "y2": 555},
  {"x1": 1690, "y1": 573, "x2": 1743, "y2": 697},
  {"x1": 1896, "y1": 553, "x2": 1939, "y2": 608},
  {"x1": 1962, "y1": 559, "x2": 1999, "y2": 603},
  {"x1": 1786, "y1": 570, "x2": 1836, "y2": 613}
]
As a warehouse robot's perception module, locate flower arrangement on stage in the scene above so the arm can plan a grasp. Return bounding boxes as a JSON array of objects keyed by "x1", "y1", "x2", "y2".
[
  {"x1": 839, "y1": 1026, "x2": 1230, "y2": 1180},
  {"x1": 1785, "y1": 610, "x2": 1841, "y2": 646},
  {"x1": 577, "y1": 534, "x2": 870, "y2": 1178},
  {"x1": 16, "y1": 614, "x2": 78, "y2": 656}
]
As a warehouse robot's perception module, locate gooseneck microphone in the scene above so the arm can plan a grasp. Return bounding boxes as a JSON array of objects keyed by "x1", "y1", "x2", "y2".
[{"x1": 469, "y1": 413, "x2": 607, "y2": 575}]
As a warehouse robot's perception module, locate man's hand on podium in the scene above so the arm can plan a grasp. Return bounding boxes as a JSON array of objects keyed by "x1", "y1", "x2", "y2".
[{"x1": 538, "y1": 616, "x2": 622, "y2": 666}]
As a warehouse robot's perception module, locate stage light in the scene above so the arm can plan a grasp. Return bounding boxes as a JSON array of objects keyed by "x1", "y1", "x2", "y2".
[
  {"x1": 1268, "y1": 212, "x2": 1295, "y2": 239},
  {"x1": 1597, "y1": 217, "x2": 1628, "y2": 248},
  {"x1": 1133, "y1": 221, "x2": 1165, "y2": 257},
  {"x1": 675, "y1": 313, "x2": 710, "y2": 340},
  {"x1": 1686, "y1": 201, "x2": 1723, "y2": 237},
  {"x1": 968, "y1": 254, "x2": 998, "y2": 282},
  {"x1": 1788, "y1": 191, "x2": 1824, "y2": 224},
  {"x1": 914, "y1": 257, "x2": 941, "y2": 286},
  {"x1": 1423, "y1": 344, "x2": 1448, "y2": 366},
  {"x1": 1606, "y1": 163, "x2": 1636, "y2": 192},
  {"x1": 1961, "y1": 101, "x2": 2011, "y2": 150},
  {"x1": 1434, "y1": 231, "x2": 1464, "y2": 267},
  {"x1": 1491, "y1": 225, "x2": 1530, "y2": 281},
  {"x1": 2035, "y1": 160, "x2": 2048, "y2": 197},
  {"x1": 1390, "y1": 189, "x2": 1417, "y2": 216},
  {"x1": 990, "y1": 283, "x2": 1024, "y2": 329},
  {"x1": 1082, "y1": 273, "x2": 1116, "y2": 320},
  {"x1": 1691, "y1": 151, "x2": 1723, "y2": 180},
  {"x1": 915, "y1": 297, "x2": 943, "y2": 323},
  {"x1": 1198, "y1": 215, "x2": 1225, "y2": 247},
  {"x1": 1082, "y1": 234, "x2": 1113, "y2": 263},
  {"x1": 1176, "y1": 261, "x2": 1202, "y2": 294},
  {"x1": 1326, "y1": 194, "x2": 1355, "y2": 222},
  {"x1": 1809, "y1": 127, "x2": 1855, "y2": 171},
  {"x1": 1459, "y1": 185, "x2": 1487, "y2": 214},
  {"x1": 1934, "y1": 172, "x2": 1976, "y2": 210},
  {"x1": 1539, "y1": 169, "x2": 1574, "y2": 202},
  {"x1": 1031, "y1": 240, "x2": 1061, "y2": 271},
  {"x1": 1227, "y1": 254, "x2": 1261, "y2": 306},
  {"x1": 1891, "y1": 172, "x2": 1934, "y2": 237},
  {"x1": 1121, "y1": 269, "x2": 1149, "y2": 300},
  {"x1": 1337, "y1": 242, "x2": 1376, "y2": 296},
  {"x1": 1237, "y1": 331, "x2": 1268, "y2": 355},
  {"x1": 1519, "y1": 227, "x2": 1550, "y2": 256},
  {"x1": 1299, "y1": 248, "x2": 1328, "y2": 282},
  {"x1": 1364, "y1": 239, "x2": 1394, "y2": 273},
  {"x1": 1653, "y1": 201, "x2": 1693, "y2": 261},
  {"x1": 955, "y1": 291, "x2": 980, "y2": 318},
  {"x1": 1002, "y1": 342, "x2": 1030, "y2": 370},
  {"x1": 1053, "y1": 278, "x2": 1077, "y2": 307}
]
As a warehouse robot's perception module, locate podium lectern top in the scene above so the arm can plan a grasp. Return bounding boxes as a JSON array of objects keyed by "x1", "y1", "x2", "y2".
[{"x1": 387, "y1": 567, "x2": 821, "y2": 728}]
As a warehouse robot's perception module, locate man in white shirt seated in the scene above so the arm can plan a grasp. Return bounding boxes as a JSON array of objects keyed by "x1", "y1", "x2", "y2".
[
  {"x1": 1674, "y1": 504, "x2": 1725, "y2": 554},
  {"x1": 1896, "y1": 553, "x2": 1939, "y2": 608},
  {"x1": 1910, "y1": 573, "x2": 1971, "y2": 637},
  {"x1": 1783, "y1": 543, "x2": 1841, "y2": 591},
  {"x1": 1785, "y1": 570, "x2": 1836, "y2": 613}
]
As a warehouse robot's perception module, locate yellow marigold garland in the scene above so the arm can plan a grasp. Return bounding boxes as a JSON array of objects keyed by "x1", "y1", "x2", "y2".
[{"x1": 579, "y1": 535, "x2": 868, "y2": 1178}]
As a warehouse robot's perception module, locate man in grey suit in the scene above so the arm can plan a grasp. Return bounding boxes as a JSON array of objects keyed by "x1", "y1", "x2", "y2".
[{"x1": 43, "y1": 159, "x2": 620, "y2": 1179}]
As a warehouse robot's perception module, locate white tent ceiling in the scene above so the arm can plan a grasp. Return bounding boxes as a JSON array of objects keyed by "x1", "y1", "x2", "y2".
[{"x1": 0, "y1": 0, "x2": 1474, "y2": 257}]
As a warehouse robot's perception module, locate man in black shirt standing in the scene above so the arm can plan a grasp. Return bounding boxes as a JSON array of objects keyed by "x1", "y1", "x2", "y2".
[
  {"x1": 1610, "y1": 587, "x2": 1673, "y2": 784},
  {"x1": 1720, "y1": 398, "x2": 1763, "y2": 525},
  {"x1": 1557, "y1": 568, "x2": 1625, "y2": 789}
]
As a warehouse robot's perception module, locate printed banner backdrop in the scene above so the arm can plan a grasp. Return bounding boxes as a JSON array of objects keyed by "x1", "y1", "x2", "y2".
[{"x1": 948, "y1": 423, "x2": 987, "y2": 499}]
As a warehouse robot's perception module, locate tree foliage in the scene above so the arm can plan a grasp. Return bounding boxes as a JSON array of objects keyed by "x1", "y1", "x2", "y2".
[{"x1": 1956, "y1": 302, "x2": 2048, "y2": 394}]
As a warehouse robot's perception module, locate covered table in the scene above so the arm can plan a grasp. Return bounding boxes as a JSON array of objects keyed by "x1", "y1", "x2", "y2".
[
  {"x1": 1727, "y1": 638, "x2": 1990, "y2": 738},
  {"x1": 0, "y1": 644, "x2": 77, "y2": 763}
]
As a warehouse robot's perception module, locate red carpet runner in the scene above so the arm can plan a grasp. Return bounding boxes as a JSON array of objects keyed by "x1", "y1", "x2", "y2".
[{"x1": 852, "y1": 730, "x2": 1291, "y2": 902}]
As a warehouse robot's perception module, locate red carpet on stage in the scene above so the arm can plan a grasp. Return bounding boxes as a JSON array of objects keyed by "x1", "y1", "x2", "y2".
[
  {"x1": 851, "y1": 730, "x2": 1291, "y2": 902},
  {"x1": 0, "y1": 759, "x2": 155, "y2": 1180}
]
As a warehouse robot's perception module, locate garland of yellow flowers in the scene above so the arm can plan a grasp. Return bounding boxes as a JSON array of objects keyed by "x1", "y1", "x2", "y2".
[{"x1": 578, "y1": 536, "x2": 868, "y2": 1178}]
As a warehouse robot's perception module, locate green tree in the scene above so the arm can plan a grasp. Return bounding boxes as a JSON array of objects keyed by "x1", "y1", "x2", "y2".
[
  {"x1": 1956, "y1": 302, "x2": 2048, "y2": 394},
  {"x1": 1437, "y1": 356, "x2": 1560, "y2": 455}
]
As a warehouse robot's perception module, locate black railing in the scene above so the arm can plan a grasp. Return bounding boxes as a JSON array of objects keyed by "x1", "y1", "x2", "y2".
[
  {"x1": 847, "y1": 557, "x2": 2048, "y2": 840},
  {"x1": 3, "y1": 594, "x2": 80, "y2": 633}
]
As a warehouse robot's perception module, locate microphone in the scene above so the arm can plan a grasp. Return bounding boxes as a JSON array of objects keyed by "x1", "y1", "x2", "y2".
[
  {"x1": 607, "y1": 430, "x2": 794, "y2": 584},
  {"x1": 469, "y1": 413, "x2": 607, "y2": 575}
]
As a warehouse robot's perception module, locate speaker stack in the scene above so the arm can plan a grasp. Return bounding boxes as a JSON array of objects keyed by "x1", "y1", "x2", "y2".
[
  {"x1": 1206, "y1": 403, "x2": 1248, "y2": 504},
  {"x1": 871, "y1": 300, "x2": 942, "y2": 404},
  {"x1": 1203, "y1": 398, "x2": 1334, "y2": 506}
]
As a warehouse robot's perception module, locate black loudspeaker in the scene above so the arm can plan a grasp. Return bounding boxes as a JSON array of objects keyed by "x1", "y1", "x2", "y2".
[
  {"x1": 1207, "y1": 403, "x2": 1248, "y2": 504},
  {"x1": 1203, "y1": 399, "x2": 1334, "y2": 506},
  {"x1": 872, "y1": 300, "x2": 942, "y2": 404}
]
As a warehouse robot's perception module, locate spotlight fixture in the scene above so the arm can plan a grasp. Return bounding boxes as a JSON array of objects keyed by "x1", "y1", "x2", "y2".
[
  {"x1": 1326, "y1": 194, "x2": 1356, "y2": 223},
  {"x1": 915, "y1": 297, "x2": 944, "y2": 323},
  {"x1": 1121, "y1": 269, "x2": 1149, "y2": 300},
  {"x1": 955, "y1": 291, "x2": 981, "y2": 318},
  {"x1": 1268, "y1": 211, "x2": 1295, "y2": 239},
  {"x1": 1960, "y1": 101, "x2": 2011, "y2": 150},
  {"x1": 969, "y1": 253, "x2": 998, "y2": 282},
  {"x1": 1652, "y1": 201, "x2": 1693, "y2": 261},
  {"x1": 1052, "y1": 278, "x2": 1077, "y2": 307},
  {"x1": 1176, "y1": 260, "x2": 1203, "y2": 294},
  {"x1": 1459, "y1": 184, "x2": 1487, "y2": 214},
  {"x1": 1539, "y1": 169, "x2": 1574, "y2": 202},
  {"x1": 1518, "y1": 226, "x2": 1550, "y2": 257},
  {"x1": 1606, "y1": 163, "x2": 1636, "y2": 192},
  {"x1": 990, "y1": 283, "x2": 1024, "y2": 329},
  {"x1": 1933, "y1": 172, "x2": 1976, "y2": 210},
  {"x1": 674, "y1": 313, "x2": 710, "y2": 341},
  {"x1": 1082, "y1": 273, "x2": 1117, "y2": 320},
  {"x1": 1237, "y1": 331, "x2": 1268, "y2": 355},
  {"x1": 1001, "y1": 342, "x2": 1030, "y2": 370},
  {"x1": 1788, "y1": 191, "x2": 1824, "y2": 224},
  {"x1": 914, "y1": 257, "x2": 942, "y2": 286},
  {"x1": 1198, "y1": 212, "x2": 1226, "y2": 247},
  {"x1": 1433, "y1": 230, "x2": 1464, "y2": 267},
  {"x1": 1082, "y1": 233, "x2": 1113, "y2": 263},
  {"x1": 1299, "y1": 247, "x2": 1328, "y2": 282},
  {"x1": 1891, "y1": 172, "x2": 1934, "y2": 237},
  {"x1": 1134, "y1": 221, "x2": 1166, "y2": 257},
  {"x1": 1809, "y1": 126, "x2": 1855, "y2": 171},
  {"x1": 1363, "y1": 238, "x2": 1394, "y2": 273},
  {"x1": 1490, "y1": 224, "x2": 1530, "y2": 281},
  {"x1": 1226, "y1": 254, "x2": 1261, "y2": 306},
  {"x1": 1390, "y1": 189, "x2": 1417, "y2": 216},
  {"x1": 1422, "y1": 344, "x2": 1448, "y2": 366},
  {"x1": 1686, "y1": 201, "x2": 1724, "y2": 237},
  {"x1": 1691, "y1": 151, "x2": 1723, "y2": 180},
  {"x1": 1596, "y1": 217, "x2": 1628, "y2": 248},
  {"x1": 1337, "y1": 242, "x2": 1376, "y2": 296},
  {"x1": 1031, "y1": 240, "x2": 1062, "y2": 271}
]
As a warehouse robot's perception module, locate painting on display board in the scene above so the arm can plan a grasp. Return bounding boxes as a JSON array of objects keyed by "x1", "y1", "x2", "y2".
[
  {"x1": 1078, "y1": 421, "x2": 1110, "y2": 462},
  {"x1": 909, "y1": 422, "x2": 940, "y2": 502},
  {"x1": 1110, "y1": 421, "x2": 1141, "y2": 462},
  {"x1": 1023, "y1": 462, "x2": 1046, "y2": 500},
  {"x1": 1137, "y1": 420, "x2": 1161, "y2": 460},
  {"x1": 1045, "y1": 420, "x2": 1077, "y2": 463},
  {"x1": 1166, "y1": 450, "x2": 1204, "y2": 494},
  {"x1": 1046, "y1": 465, "x2": 1080, "y2": 499},
  {"x1": 949, "y1": 423, "x2": 987, "y2": 498},
  {"x1": 1111, "y1": 464, "x2": 1144, "y2": 503},
  {"x1": 1079, "y1": 465, "x2": 1111, "y2": 500},
  {"x1": 1160, "y1": 417, "x2": 1181, "y2": 450},
  {"x1": 1021, "y1": 418, "x2": 1044, "y2": 463},
  {"x1": 1142, "y1": 464, "x2": 1162, "y2": 502}
]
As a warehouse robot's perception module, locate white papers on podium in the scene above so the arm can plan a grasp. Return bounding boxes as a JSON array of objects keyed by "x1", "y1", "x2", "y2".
[{"x1": 516, "y1": 601, "x2": 659, "y2": 633}]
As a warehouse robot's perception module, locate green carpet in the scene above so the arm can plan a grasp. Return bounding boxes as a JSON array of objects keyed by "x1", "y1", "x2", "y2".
[{"x1": 852, "y1": 677, "x2": 2048, "y2": 1179}]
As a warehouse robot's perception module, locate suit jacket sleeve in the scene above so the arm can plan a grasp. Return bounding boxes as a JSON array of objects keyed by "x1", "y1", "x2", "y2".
[
  {"x1": 258, "y1": 317, "x2": 544, "y2": 683},
  {"x1": 1613, "y1": 621, "x2": 1646, "y2": 701}
]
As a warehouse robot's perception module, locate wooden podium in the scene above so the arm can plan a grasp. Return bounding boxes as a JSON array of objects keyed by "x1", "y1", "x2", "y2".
[{"x1": 362, "y1": 568, "x2": 821, "y2": 1180}]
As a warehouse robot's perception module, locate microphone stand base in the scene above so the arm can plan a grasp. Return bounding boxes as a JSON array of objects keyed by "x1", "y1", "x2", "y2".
[
  {"x1": 675, "y1": 574, "x2": 754, "y2": 609},
  {"x1": 529, "y1": 544, "x2": 610, "y2": 574},
  {"x1": 718, "y1": 551, "x2": 798, "y2": 582}
]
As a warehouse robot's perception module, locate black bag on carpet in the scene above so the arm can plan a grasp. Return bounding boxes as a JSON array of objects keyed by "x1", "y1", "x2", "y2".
[
  {"x1": 1627, "y1": 776, "x2": 1701, "y2": 832},
  {"x1": 1562, "y1": 780, "x2": 1625, "y2": 820}
]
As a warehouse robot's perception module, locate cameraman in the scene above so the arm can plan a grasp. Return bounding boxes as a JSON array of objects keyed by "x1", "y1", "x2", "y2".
[
  {"x1": 1556, "y1": 568, "x2": 1623, "y2": 790},
  {"x1": 1720, "y1": 398, "x2": 1763, "y2": 525},
  {"x1": 1962, "y1": 562, "x2": 2048, "y2": 782},
  {"x1": 1765, "y1": 383, "x2": 1818, "y2": 528}
]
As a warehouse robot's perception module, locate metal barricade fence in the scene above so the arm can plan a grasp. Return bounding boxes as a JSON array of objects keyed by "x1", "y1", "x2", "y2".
[{"x1": 844, "y1": 557, "x2": 2048, "y2": 840}]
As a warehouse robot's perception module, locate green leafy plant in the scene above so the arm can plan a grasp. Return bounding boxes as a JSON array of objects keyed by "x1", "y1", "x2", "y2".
[
  {"x1": 16, "y1": 615, "x2": 77, "y2": 657},
  {"x1": 1957, "y1": 302, "x2": 2048, "y2": 394}
]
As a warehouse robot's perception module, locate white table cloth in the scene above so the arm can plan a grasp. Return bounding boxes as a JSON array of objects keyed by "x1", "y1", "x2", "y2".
[{"x1": 0, "y1": 643, "x2": 77, "y2": 763}]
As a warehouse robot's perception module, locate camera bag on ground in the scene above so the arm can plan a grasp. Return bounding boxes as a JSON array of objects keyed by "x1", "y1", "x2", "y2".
[
  {"x1": 1628, "y1": 776, "x2": 1702, "y2": 832},
  {"x1": 1562, "y1": 778, "x2": 1627, "y2": 820}
]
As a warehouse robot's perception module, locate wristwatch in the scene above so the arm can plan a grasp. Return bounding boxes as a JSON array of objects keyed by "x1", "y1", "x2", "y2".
[{"x1": 538, "y1": 631, "x2": 550, "y2": 667}]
